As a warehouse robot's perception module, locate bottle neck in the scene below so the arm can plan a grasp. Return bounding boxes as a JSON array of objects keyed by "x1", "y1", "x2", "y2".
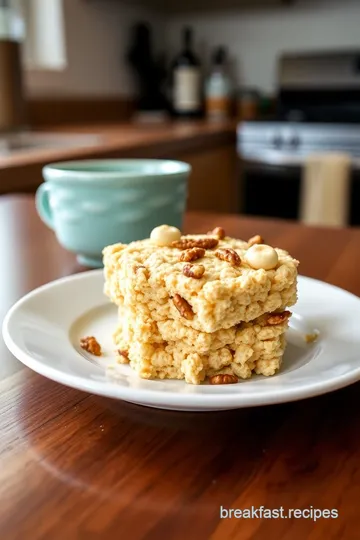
[
  {"x1": 211, "y1": 48, "x2": 227, "y2": 72},
  {"x1": 183, "y1": 28, "x2": 193, "y2": 52}
]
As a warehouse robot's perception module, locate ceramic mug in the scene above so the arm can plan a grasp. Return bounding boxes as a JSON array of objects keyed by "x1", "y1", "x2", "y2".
[{"x1": 36, "y1": 159, "x2": 191, "y2": 267}]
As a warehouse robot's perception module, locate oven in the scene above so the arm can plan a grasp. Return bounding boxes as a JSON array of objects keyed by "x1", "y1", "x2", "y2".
[
  {"x1": 240, "y1": 159, "x2": 360, "y2": 226},
  {"x1": 237, "y1": 49, "x2": 360, "y2": 227}
]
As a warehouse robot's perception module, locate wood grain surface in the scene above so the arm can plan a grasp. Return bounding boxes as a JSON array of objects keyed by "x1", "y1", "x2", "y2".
[
  {"x1": 27, "y1": 97, "x2": 135, "y2": 126},
  {"x1": 0, "y1": 120, "x2": 236, "y2": 171},
  {"x1": 1, "y1": 195, "x2": 360, "y2": 540}
]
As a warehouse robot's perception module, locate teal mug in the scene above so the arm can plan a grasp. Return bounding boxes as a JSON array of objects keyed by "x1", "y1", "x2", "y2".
[{"x1": 36, "y1": 159, "x2": 191, "y2": 267}]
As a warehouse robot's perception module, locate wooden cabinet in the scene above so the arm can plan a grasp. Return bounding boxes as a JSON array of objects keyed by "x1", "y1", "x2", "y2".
[
  {"x1": 174, "y1": 143, "x2": 239, "y2": 214},
  {"x1": 1, "y1": 140, "x2": 239, "y2": 213},
  {"x1": 1, "y1": 122, "x2": 239, "y2": 214}
]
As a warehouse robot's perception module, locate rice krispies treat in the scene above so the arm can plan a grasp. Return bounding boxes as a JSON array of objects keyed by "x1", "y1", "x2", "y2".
[
  {"x1": 110, "y1": 314, "x2": 289, "y2": 384},
  {"x1": 103, "y1": 233, "x2": 298, "y2": 333},
  {"x1": 114, "y1": 301, "x2": 290, "y2": 355}
]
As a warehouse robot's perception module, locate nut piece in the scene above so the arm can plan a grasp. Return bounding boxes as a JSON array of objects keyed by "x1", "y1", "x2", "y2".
[
  {"x1": 172, "y1": 293, "x2": 194, "y2": 320},
  {"x1": 117, "y1": 349, "x2": 130, "y2": 363},
  {"x1": 150, "y1": 225, "x2": 181, "y2": 246},
  {"x1": 80, "y1": 336, "x2": 102, "y2": 356},
  {"x1": 215, "y1": 248, "x2": 241, "y2": 266},
  {"x1": 248, "y1": 234, "x2": 264, "y2": 246},
  {"x1": 208, "y1": 226, "x2": 226, "y2": 239},
  {"x1": 179, "y1": 247, "x2": 205, "y2": 262},
  {"x1": 209, "y1": 374, "x2": 238, "y2": 385},
  {"x1": 183, "y1": 263, "x2": 205, "y2": 279},
  {"x1": 266, "y1": 311, "x2": 291, "y2": 325},
  {"x1": 244, "y1": 244, "x2": 278, "y2": 270},
  {"x1": 172, "y1": 237, "x2": 219, "y2": 250}
]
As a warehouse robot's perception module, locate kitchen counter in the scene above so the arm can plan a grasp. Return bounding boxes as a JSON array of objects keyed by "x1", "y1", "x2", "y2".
[
  {"x1": 0, "y1": 120, "x2": 238, "y2": 213},
  {"x1": 0, "y1": 120, "x2": 236, "y2": 170}
]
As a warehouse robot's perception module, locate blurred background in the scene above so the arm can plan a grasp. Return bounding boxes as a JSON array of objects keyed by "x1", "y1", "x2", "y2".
[{"x1": 1, "y1": 0, "x2": 360, "y2": 227}]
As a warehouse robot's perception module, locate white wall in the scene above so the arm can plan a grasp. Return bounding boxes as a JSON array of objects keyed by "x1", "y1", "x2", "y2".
[
  {"x1": 25, "y1": 0, "x2": 360, "y2": 98},
  {"x1": 24, "y1": 0, "x2": 67, "y2": 70},
  {"x1": 166, "y1": 0, "x2": 360, "y2": 94},
  {"x1": 25, "y1": 0, "x2": 165, "y2": 97}
]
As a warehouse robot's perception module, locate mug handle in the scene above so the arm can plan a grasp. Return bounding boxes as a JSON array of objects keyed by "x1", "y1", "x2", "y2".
[{"x1": 35, "y1": 183, "x2": 54, "y2": 229}]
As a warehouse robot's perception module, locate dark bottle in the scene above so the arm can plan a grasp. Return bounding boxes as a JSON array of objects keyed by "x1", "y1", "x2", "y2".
[{"x1": 172, "y1": 27, "x2": 202, "y2": 118}]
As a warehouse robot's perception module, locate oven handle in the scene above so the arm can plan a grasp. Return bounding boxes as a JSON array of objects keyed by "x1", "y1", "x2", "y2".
[{"x1": 239, "y1": 154, "x2": 360, "y2": 169}]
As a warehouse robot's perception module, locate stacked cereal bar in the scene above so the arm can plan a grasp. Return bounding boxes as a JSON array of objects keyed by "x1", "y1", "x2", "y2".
[{"x1": 103, "y1": 225, "x2": 299, "y2": 385}]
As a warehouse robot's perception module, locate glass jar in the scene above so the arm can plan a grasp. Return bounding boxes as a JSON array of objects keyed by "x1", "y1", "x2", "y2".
[{"x1": 237, "y1": 89, "x2": 259, "y2": 121}]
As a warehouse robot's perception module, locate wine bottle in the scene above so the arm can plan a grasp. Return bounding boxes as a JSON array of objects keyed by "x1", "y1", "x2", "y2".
[{"x1": 172, "y1": 27, "x2": 202, "y2": 118}]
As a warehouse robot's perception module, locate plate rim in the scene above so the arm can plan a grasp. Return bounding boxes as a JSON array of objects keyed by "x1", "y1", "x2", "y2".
[{"x1": 3, "y1": 270, "x2": 360, "y2": 409}]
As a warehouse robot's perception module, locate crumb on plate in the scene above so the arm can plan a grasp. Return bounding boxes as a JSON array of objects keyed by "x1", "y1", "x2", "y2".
[
  {"x1": 80, "y1": 336, "x2": 102, "y2": 356},
  {"x1": 305, "y1": 332, "x2": 319, "y2": 344}
]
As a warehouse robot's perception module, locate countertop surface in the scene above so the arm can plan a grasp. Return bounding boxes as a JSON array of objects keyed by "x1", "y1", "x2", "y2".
[
  {"x1": 1, "y1": 195, "x2": 360, "y2": 539},
  {"x1": 0, "y1": 120, "x2": 237, "y2": 170}
]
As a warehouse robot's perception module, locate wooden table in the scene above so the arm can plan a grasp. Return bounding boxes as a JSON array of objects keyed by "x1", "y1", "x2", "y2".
[{"x1": 1, "y1": 195, "x2": 360, "y2": 540}]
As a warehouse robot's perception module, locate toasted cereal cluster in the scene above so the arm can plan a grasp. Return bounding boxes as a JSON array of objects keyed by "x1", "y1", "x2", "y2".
[{"x1": 112, "y1": 312, "x2": 288, "y2": 384}]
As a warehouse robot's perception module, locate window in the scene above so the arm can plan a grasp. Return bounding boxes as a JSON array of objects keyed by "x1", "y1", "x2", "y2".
[{"x1": 16, "y1": 0, "x2": 67, "y2": 70}]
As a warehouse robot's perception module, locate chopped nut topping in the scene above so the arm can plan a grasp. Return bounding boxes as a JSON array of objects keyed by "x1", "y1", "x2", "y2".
[
  {"x1": 172, "y1": 237, "x2": 219, "y2": 250},
  {"x1": 80, "y1": 336, "x2": 102, "y2": 356},
  {"x1": 117, "y1": 349, "x2": 130, "y2": 363},
  {"x1": 172, "y1": 293, "x2": 194, "y2": 320},
  {"x1": 209, "y1": 374, "x2": 238, "y2": 385},
  {"x1": 183, "y1": 263, "x2": 205, "y2": 279},
  {"x1": 266, "y1": 311, "x2": 292, "y2": 325},
  {"x1": 248, "y1": 234, "x2": 264, "y2": 246},
  {"x1": 179, "y1": 247, "x2": 205, "y2": 262},
  {"x1": 208, "y1": 226, "x2": 226, "y2": 239},
  {"x1": 215, "y1": 248, "x2": 241, "y2": 266}
]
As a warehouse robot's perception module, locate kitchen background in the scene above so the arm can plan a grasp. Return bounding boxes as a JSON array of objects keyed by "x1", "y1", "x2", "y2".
[
  {"x1": 26, "y1": 0, "x2": 360, "y2": 98},
  {"x1": 2, "y1": 0, "x2": 360, "y2": 226}
]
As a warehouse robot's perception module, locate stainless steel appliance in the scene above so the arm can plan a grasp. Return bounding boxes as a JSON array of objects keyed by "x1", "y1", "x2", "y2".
[{"x1": 237, "y1": 50, "x2": 360, "y2": 225}]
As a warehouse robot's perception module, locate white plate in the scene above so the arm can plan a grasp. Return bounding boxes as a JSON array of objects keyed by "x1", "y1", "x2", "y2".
[{"x1": 3, "y1": 270, "x2": 360, "y2": 411}]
